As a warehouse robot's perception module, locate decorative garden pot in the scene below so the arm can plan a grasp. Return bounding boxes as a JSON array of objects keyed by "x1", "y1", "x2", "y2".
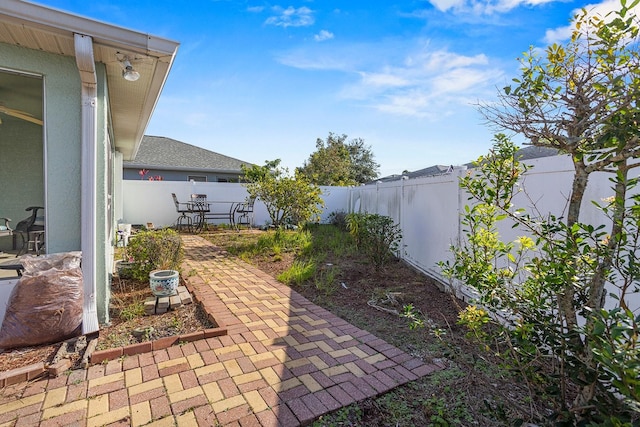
[{"x1": 149, "y1": 270, "x2": 179, "y2": 296}]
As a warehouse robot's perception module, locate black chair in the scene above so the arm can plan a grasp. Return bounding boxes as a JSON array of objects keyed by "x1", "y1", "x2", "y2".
[
  {"x1": 14, "y1": 206, "x2": 44, "y2": 256},
  {"x1": 190, "y1": 194, "x2": 210, "y2": 231},
  {"x1": 233, "y1": 197, "x2": 256, "y2": 230},
  {"x1": 171, "y1": 193, "x2": 194, "y2": 232}
]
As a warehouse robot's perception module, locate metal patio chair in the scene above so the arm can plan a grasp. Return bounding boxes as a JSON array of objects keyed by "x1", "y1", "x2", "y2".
[
  {"x1": 171, "y1": 193, "x2": 194, "y2": 232},
  {"x1": 233, "y1": 197, "x2": 256, "y2": 230},
  {"x1": 14, "y1": 206, "x2": 45, "y2": 256}
]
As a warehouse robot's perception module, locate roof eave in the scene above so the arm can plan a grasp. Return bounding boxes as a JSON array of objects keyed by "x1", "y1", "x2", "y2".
[{"x1": 0, "y1": 0, "x2": 180, "y2": 160}]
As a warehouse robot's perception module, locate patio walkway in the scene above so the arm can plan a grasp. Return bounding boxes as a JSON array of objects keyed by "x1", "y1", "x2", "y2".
[{"x1": 0, "y1": 235, "x2": 443, "y2": 426}]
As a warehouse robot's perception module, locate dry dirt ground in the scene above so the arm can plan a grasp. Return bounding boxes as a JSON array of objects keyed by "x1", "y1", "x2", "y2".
[{"x1": 0, "y1": 273, "x2": 213, "y2": 372}]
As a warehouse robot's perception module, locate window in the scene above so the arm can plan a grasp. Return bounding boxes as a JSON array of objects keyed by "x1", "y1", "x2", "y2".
[{"x1": 188, "y1": 175, "x2": 207, "y2": 182}]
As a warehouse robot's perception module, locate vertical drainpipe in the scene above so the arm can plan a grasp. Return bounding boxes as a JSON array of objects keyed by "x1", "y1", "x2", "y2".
[{"x1": 74, "y1": 34, "x2": 99, "y2": 334}]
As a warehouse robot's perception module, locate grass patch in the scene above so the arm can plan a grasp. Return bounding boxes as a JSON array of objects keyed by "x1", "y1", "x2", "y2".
[{"x1": 277, "y1": 259, "x2": 316, "y2": 285}]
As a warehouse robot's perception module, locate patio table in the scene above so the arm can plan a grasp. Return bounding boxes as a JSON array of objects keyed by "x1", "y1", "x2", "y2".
[{"x1": 190, "y1": 201, "x2": 238, "y2": 230}]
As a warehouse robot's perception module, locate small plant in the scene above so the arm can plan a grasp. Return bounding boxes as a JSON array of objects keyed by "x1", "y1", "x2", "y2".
[
  {"x1": 327, "y1": 210, "x2": 348, "y2": 230},
  {"x1": 119, "y1": 301, "x2": 145, "y2": 321},
  {"x1": 313, "y1": 265, "x2": 340, "y2": 296},
  {"x1": 457, "y1": 305, "x2": 490, "y2": 341},
  {"x1": 125, "y1": 228, "x2": 183, "y2": 281},
  {"x1": 277, "y1": 260, "x2": 316, "y2": 285},
  {"x1": 346, "y1": 213, "x2": 402, "y2": 269},
  {"x1": 169, "y1": 315, "x2": 183, "y2": 330},
  {"x1": 401, "y1": 303, "x2": 425, "y2": 330}
]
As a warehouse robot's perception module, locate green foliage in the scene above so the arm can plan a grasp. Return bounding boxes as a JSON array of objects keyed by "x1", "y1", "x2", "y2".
[
  {"x1": 346, "y1": 213, "x2": 402, "y2": 269},
  {"x1": 591, "y1": 308, "x2": 640, "y2": 413},
  {"x1": 297, "y1": 132, "x2": 379, "y2": 186},
  {"x1": 119, "y1": 301, "x2": 145, "y2": 321},
  {"x1": 471, "y1": 1, "x2": 640, "y2": 420},
  {"x1": 313, "y1": 265, "x2": 340, "y2": 296},
  {"x1": 401, "y1": 303, "x2": 425, "y2": 330},
  {"x1": 440, "y1": 135, "x2": 640, "y2": 422},
  {"x1": 457, "y1": 305, "x2": 490, "y2": 342},
  {"x1": 327, "y1": 210, "x2": 348, "y2": 230},
  {"x1": 303, "y1": 222, "x2": 355, "y2": 258},
  {"x1": 277, "y1": 259, "x2": 316, "y2": 285},
  {"x1": 125, "y1": 228, "x2": 183, "y2": 281},
  {"x1": 241, "y1": 160, "x2": 324, "y2": 228}
]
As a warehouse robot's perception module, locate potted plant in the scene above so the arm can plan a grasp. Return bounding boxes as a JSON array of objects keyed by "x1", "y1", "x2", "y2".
[{"x1": 125, "y1": 228, "x2": 183, "y2": 296}]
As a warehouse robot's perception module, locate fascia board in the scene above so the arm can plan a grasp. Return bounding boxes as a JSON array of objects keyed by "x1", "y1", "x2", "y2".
[{"x1": 0, "y1": 0, "x2": 179, "y2": 57}]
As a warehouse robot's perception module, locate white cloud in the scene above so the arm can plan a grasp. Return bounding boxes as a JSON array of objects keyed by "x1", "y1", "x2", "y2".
[
  {"x1": 265, "y1": 6, "x2": 314, "y2": 28},
  {"x1": 360, "y1": 71, "x2": 408, "y2": 87},
  {"x1": 278, "y1": 41, "x2": 502, "y2": 118},
  {"x1": 427, "y1": 0, "x2": 556, "y2": 14},
  {"x1": 247, "y1": 6, "x2": 264, "y2": 13},
  {"x1": 544, "y1": 0, "x2": 640, "y2": 44},
  {"x1": 314, "y1": 30, "x2": 334, "y2": 41}
]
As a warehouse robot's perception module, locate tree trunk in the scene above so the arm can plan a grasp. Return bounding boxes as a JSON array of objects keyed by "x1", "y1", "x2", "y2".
[{"x1": 558, "y1": 160, "x2": 590, "y2": 338}]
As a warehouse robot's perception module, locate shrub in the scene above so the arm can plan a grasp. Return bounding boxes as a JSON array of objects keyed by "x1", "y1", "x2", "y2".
[
  {"x1": 241, "y1": 160, "x2": 324, "y2": 228},
  {"x1": 327, "y1": 210, "x2": 348, "y2": 230},
  {"x1": 346, "y1": 213, "x2": 402, "y2": 269},
  {"x1": 125, "y1": 228, "x2": 183, "y2": 281}
]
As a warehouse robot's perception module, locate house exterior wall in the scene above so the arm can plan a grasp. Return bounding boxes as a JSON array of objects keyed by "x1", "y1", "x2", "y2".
[
  {"x1": 0, "y1": 43, "x2": 82, "y2": 324},
  {"x1": 0, "y1": 42, "x2": 82, "y2": 252},
  {"x1": 123, "y1": 167, "x2": 241, "y2": 182},
  {"x1": 0, "y1": 43, "x2": 113, "y2": 324}
]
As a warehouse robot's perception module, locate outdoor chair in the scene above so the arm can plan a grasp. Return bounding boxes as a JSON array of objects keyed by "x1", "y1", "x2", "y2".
[
  {"x1": 171, "y1": 193, "x2": 194, "y2": 232},
  {"x1": 233, "y1": 197, "x2": 256, "y2": 230},
  {"x1": 190, "y1": 194, "x2": 211, "y2": 231},
  {"x1": 14, "y1": 206, "x2": 45, "y2": 256}
]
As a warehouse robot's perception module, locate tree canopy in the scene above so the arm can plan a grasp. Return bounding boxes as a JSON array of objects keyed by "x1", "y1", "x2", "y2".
[
  {"x1": 241, "y1": 160, "x2": 324, "y2": 228},
  {"x1": 297, "y1": 133, "x2": 379, "y2": 186}
]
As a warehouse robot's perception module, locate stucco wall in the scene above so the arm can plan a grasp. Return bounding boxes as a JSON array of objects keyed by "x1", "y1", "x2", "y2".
[
  {"x1": 123, "y1": 167, "x2": 241, "y2": 182},
  {"x1": 0, "y1": 42, "x2": 82, "y2": 254},
  {"x1": 0, "y1": 43, "x2": 116, "y2": 324}
]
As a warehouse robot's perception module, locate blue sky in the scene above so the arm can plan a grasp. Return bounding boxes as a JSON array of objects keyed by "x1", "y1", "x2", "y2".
[{"x1": 37, "y1": 0, "x2": 620, "y2": 177}]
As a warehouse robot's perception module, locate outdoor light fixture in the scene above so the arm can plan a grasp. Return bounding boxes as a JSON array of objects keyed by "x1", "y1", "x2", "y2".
[{"x1": 121, "y1": 57, "x2": 140, "y2": 82}]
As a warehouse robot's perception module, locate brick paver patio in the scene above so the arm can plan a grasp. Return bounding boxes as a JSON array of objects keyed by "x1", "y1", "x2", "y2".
[{"x1": 0, "y1": 235, "x2": 443, "y2": 426}]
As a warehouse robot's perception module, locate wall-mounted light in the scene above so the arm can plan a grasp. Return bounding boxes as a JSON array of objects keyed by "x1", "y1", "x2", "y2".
[{"x1": 121, "y1": 57, "x2": 140, "y2": 82}]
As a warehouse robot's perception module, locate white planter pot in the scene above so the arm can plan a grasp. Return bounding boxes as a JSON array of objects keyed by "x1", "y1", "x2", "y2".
[{"x1": 149, "y1": 269, "x2": 179, "y2": 296}]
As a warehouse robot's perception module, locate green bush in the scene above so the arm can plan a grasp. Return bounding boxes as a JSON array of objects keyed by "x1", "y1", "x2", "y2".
[
  {"x1": 241, "y1": 160, "x2": 324, "y2": 228},
  {"x1": 346, "y1": 213, "x2": 402, "y2": 269},
  {"x1": 327, "y1": 210, "x2": 348, "y2": 230},
  {"x1": 125, "y1": 228, "x2": 183, "y2": 281}
]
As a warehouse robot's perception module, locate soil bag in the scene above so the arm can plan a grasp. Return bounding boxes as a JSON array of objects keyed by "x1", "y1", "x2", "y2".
[{"x1": 0, "y1": 251, "x2": 83, "y2": 349}]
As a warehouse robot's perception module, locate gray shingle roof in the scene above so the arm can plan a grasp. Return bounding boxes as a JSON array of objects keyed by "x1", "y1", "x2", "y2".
[
  {"x1": 123, "y1": 136, "x2": 254, "y2": 172},
  {"x1": 373, "y1": 145, "x2": 560, "y2": 184}
]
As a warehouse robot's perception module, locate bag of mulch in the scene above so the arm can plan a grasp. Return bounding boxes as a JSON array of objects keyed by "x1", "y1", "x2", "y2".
[{"x1": 0, "y1": 251, "x2": 83, "y2": 349}]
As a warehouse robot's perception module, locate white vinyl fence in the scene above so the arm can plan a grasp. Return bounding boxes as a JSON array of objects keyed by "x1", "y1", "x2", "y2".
[
  {"x1": 120, "y1": 181, "x2": 351, "y2": 228},
  {"x1": 349, "y1": 154, "x2": 640, "y2": 312},
  {"x1": 121, "y1": 155, "x2": 639, "y2": 312}
]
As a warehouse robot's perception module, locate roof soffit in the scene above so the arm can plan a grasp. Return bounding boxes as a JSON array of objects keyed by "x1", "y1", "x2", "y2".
[{"x1": 0, "y1": 0, "x2": 179, "y2": 160}]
